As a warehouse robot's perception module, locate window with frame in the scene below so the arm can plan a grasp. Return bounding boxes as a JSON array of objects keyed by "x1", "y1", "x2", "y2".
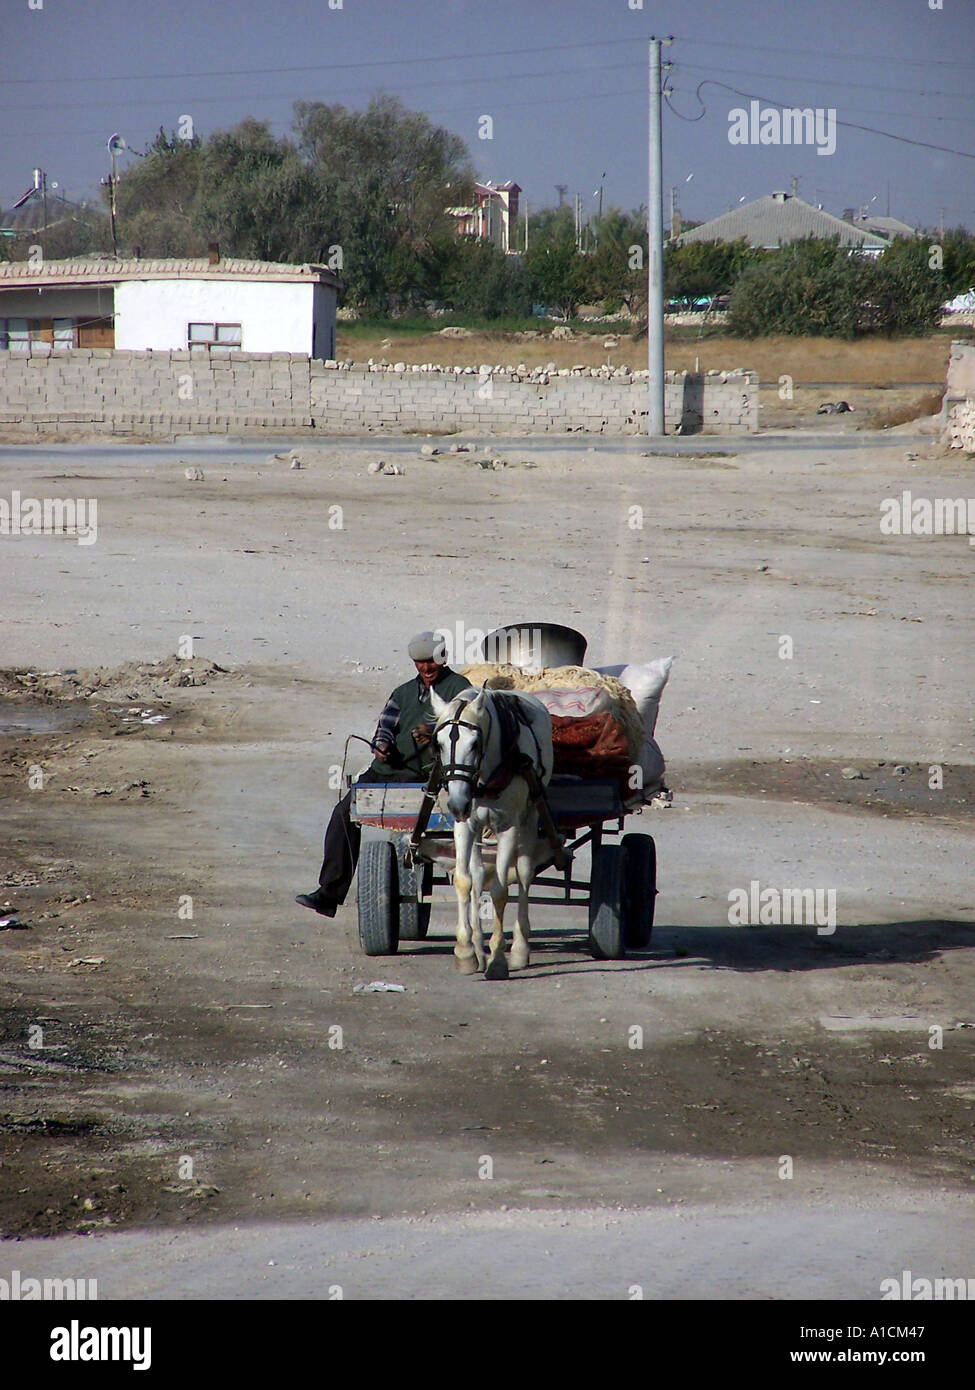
[
  {"x1": 1, "y1": 318, "x2": 41, "y2": 351},
  {"x1": 188, "y1": 322, "x2": 242, "y2": 351},
  {"x1": 0, "y1": 317, "x2": 79, "y2": 350}
]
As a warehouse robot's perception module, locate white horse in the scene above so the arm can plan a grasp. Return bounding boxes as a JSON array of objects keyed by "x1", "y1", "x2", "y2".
[{"x1": 429, "y1": 685, "x2": 555, "y2": 980}]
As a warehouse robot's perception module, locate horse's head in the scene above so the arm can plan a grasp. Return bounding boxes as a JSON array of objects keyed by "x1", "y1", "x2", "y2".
[{"x1": 430, "y1": 685, "x2": 486, "y2": 822}]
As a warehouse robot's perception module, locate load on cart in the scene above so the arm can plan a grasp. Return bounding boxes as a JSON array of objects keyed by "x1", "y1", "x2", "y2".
[{"x1": 342, "y1": 622, "x2": 673, "y2": 975}]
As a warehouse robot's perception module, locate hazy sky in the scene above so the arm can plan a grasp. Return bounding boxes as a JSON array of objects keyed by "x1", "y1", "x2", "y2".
[{"x1": 2, "y1": 0, "x2": 973, "y2": 232}]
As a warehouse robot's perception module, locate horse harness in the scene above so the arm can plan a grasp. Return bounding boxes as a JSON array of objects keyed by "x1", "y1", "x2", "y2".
[{"x1": 437, "y1": 692, "x2": 545, "y2": 799}]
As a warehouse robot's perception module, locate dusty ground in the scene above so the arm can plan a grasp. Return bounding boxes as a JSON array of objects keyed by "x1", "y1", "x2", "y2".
[{"x1": 1, "y1": 426, "x2": 974, "y2": 1296}]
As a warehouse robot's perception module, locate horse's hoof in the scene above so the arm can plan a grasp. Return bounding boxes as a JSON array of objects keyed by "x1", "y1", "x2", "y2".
[
  {"x1": 484, "y1": 954, "x2": 510, "y2": 981},
  {"x1": 474, "y1": 949, "x2": 487, "y2": 972},
  {"x1": 455, "y1": 953, "x2": 480, "y2": 975},
  {"x1": 509, "y1": 951, "x2": 529, "y2": 971}
]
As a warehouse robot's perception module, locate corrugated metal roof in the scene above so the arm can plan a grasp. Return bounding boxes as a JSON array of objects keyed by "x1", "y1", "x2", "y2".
[
  {"x1": 0, "y1": 257, "x2": 342, "y2": 288},
  {"x1": 678, "y1": 194, "x2": 888, "y2": 251}
]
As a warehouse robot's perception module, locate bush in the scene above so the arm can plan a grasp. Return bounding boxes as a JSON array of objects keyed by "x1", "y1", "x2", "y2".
[{"x1": 728, "y1": 236, "x2": 945, "y2": 338}]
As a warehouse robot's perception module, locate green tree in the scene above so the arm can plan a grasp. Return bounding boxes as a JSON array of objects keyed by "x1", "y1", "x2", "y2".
[
  {"x1": 665, "y1": 238, "x2": 756, "y2": 306},
  {"x1": 589, "y1": 207, "x2": 647, "y2": 313},
  {"x1": 433, "y1": 234, "x2": 531, "y2": 317},
  {"x1": 113, "y1": 128, "x2": 205, "y2": 256},
  {"x1": 729, "y1": 238, "x2": 872, "y2": 337},
  {"x1": 938, "y1": 226, "x2": 975, "y2": 298},
  {"x1": 193, "y1": 119, "x2": 324, "y2": 263},
  {"x1": 872, "y1": 237, "x2": 945, "y2": 334},
  {"x1": 292, "y1": 94, "x2": 474, "y2": 311},
  {"x1": 728, "y1": 236, "x2": 945, "y2": 337}
]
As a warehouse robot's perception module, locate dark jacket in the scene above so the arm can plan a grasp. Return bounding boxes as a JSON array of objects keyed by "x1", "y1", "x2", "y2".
[{"x1": 368, "y1": 667, "x2": 472, "y2": 778}]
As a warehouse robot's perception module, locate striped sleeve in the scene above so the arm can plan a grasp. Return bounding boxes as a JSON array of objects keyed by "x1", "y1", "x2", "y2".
[{"x1": 371, "y1": 691, "x2": 400, "y2": 751}]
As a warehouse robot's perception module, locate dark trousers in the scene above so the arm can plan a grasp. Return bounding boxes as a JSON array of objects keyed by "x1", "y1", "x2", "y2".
[{"x1": 318, "y1": 766, "x2": 416, "y2": 903}]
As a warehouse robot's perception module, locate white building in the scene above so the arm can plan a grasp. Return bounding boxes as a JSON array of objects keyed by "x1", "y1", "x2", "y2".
[
  {"x1": 446, "y1": 180, "x2": 522, "y2": 254},
  {"x1": 0, "y1": 253, "x2": 342, "y2": 358}
]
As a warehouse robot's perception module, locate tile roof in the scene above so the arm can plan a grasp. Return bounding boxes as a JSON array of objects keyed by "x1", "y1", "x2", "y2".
[
  {"x1": 678, "y1": 194, "x2": 888, "y2": 251},
  {"x1": 0, "y1": 257, "x2": 342, "y2": 288}
]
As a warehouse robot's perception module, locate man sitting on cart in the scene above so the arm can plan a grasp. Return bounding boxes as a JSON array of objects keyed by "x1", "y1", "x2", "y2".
[{"x1": 296, "y1": 630, "x2": 472, "y2": 917}]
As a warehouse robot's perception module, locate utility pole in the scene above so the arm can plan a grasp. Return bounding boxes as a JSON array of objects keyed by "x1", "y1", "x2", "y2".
[
  {"x1": 524, "y1": 196, "x2": 529, "y2": 253},
  {"x1": 107, "y1": 133, "x2": 125, "y2": 257},
  {"x1": 647, "y1": 35, "x2": 672, "y2": 436}
]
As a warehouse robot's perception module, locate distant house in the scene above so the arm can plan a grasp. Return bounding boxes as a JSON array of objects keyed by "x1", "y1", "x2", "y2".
[
  {"x1": 850, "y1": 212, "x2": 918, "y2": 242},
  {"x1": 446, "y1": 180, "x2": 522, "y2": 254},
  {"x1": 0, "y1": 168, "x2": 87, "y2": 239},
  {"x1": 0, "y1": 252, "x2": 342, "y2": 357},
  {"x1": 677, "y1": 191, "x2": 889, "y2": 257}
]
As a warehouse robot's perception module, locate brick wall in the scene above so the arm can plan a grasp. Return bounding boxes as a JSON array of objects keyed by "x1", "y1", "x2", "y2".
[{"x1": 0, "y1": 348, "x2": 758, "y2": 438}]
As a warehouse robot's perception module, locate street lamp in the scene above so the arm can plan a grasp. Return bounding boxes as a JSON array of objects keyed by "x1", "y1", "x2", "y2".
[{"x1": 106, "y1": 134, "x2": 126, "y2": 256}]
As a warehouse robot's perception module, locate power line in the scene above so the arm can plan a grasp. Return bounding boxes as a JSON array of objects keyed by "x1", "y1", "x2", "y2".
[
  {"x1": 3, "y1": 30, "x2": 971, "y2": 90},
  {"x1": 0, "y1": 57, "x2": 650, "y2": 115},
  {"x1": 0, "y1": 36, "x2": 641, "y2": 86},
  {"x1": 672, "y1": 59, "x2": 975, "y2": 103},
  {"x1": 8, "y1": 69, "x2": 975, "y2": 140},
  {"x1": 672, "y1": 33, "x2": 975, "y2": 73},
  {"x1": 665, "y1": 79, "x2": 975, "y2": 160}
]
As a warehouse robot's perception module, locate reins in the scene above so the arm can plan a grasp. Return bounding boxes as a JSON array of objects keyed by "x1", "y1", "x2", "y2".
[{"x1": 435, "y1": 694, "x2": 544, "y2": 799}]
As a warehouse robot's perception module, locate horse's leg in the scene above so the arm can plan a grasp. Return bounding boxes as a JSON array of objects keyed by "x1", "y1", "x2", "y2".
[
  {"x1": 469, "y1": 832, "x2": 487, "y2": 973},
  {"x1": 484, "y1": 825, "x2": 515, "y2": 981},
  {"x1": 509, "y1": 820, "x2": 536, "y2": 970},
  {"x1": 453, "y1": 820, "x2": 479, "y2": 974}
]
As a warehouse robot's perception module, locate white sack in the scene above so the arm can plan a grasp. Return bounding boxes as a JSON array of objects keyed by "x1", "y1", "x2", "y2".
[
  {"x1": 594, "y1": 656, "x2": 673, "y2": 737},
  {"x1": 639, "y1": 735, "x2": 666, "y2": 797},
  {"x1": 532, "y1": 686, "x2": 613, "y2": 719}
]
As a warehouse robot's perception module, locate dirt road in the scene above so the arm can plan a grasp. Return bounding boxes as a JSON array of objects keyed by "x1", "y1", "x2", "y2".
[{"x1": 2, "y1": 426, "x2": 973, "y2": 1296}]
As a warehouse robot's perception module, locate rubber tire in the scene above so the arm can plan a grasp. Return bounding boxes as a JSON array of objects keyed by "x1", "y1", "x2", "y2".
[
  {"x1": 621, "y1": 833, "x2": 656, "y2": 949},
  {"x1": 394, "y1": 835, "x2": 431, "y2": 941},
  {"x1": 358, "y1": 839, "x2": 399, "y2": 956},
  {"x1": 588, "y1": 843, "x2": 626, "y2": 960}
]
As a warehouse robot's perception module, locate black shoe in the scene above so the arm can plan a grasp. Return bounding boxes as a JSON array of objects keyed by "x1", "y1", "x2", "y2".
[{"x1": 296, "y1": 890, "x2": 338, "y2": 917}]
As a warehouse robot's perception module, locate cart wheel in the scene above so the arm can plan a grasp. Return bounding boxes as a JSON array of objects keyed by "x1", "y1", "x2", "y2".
[
  {"x1": 395, "y1": 835, "x2": 431, "y2": 941},
  {"x1": 622, "y1": 833, "x2": 656, "y2": 949},
  {"x1": 358, "y1": 839, "x2": 399, "y2": 956},
  {"x1": 588, "y1": 843, "x2": 626, "y2": 960}
]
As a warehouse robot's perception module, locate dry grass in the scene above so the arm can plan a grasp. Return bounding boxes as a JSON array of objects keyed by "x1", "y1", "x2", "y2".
[
  {"x1": 867, "y1": 390, "x2": 945, "y2": 430},
  {"x1": 335, "y1": 327, "x2": 953, "y2": 386}
]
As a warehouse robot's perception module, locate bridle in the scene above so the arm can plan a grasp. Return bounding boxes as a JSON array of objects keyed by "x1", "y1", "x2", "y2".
[
  {"x1": 435, "y1": 707, "x2": 486, "y2": 788},
  {"x1": 435, "y1": 694, "x2": 544, "y2": 799}
]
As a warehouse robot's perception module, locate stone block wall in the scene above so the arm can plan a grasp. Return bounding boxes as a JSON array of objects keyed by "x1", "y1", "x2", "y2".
[
  {"x1": 0, "y1": 348, "x2": 758, "y2": 438},
  {"x1": 943, "y1": 341, "x2": 975, "y2": 453}
]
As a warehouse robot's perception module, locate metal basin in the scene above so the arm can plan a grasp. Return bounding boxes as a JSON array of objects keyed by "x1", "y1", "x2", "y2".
[{"x1": 479, "y1": 622, "x2": 588, "y2": 671}]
